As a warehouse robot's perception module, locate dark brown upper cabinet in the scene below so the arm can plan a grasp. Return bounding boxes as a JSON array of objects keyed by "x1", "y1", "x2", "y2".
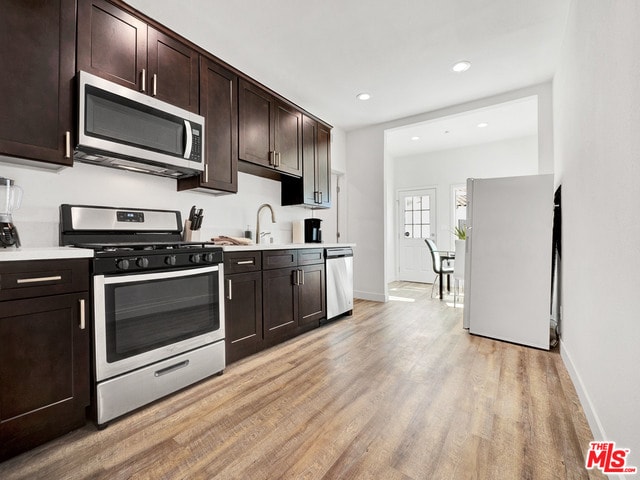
[
  {"x1": 239, "y1": 79, "x2": 302, "y2": 178},
  {"x1": 178, "y1": 55, "x2": 238, "y2": 194},
  {"x1": 281, "y1": 116, "x2": 332, "y2": 208},
  {"x1": 0, "y1": 0, "x2": 76, "y2": 167},
  {"x1": 77, "y1": 0, "x2": 199, "y2": 113},
  {"x1": 147, "y1": 27, "x2": 199, "y2": 113}
]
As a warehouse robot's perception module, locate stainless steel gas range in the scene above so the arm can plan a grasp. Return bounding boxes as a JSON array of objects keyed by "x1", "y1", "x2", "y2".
[{"x1": 60, "y1": 204, "x2": 225, "y2": 426}]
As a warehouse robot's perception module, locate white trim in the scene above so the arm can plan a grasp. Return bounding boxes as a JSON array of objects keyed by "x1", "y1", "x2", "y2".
[
  {"x1": 395, "y1": 186, "x2": 438, "y2": 283},
  {"x1": 354, "y1": 290, "x2": 387, "y2": 302},
  {"x1": 561, "y1": 340, "x2": 630, "y2": 480},
  {"x1": 560, "y1": 339, "x2": 607, "y2": 440}
]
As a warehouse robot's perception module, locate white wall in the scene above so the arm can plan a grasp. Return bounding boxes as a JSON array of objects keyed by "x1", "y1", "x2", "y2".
[
  {"x1": 346, "y1": 126, "x2": 386, "y2": 301},
  {"x1": 0, "y1": 126, "x2": 347, "y2": 247},
  {"x1": 391, "y1": 135, "x2": 538, "y2": 281},
  {"x1": 347, "y1": 83, "x2": 553, "y2": 301},
  {"x1": 553, "y1": 0, "x2": 640, "y2": 472}
]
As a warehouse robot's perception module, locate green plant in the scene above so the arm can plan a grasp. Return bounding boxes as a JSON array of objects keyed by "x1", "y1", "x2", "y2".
[{"x1": 453, "y1": 226, "x2": 467, "y2": 240}]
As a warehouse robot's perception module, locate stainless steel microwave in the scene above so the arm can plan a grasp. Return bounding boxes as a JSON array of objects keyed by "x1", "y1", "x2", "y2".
[{"x1": 75, "y1": 71, "x2": 205, "y2": 179}]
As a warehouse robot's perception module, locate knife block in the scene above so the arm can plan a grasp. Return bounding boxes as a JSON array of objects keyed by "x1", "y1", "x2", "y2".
[{"x1": 183, "y1": 220, "x2": 201, "y2": 241}]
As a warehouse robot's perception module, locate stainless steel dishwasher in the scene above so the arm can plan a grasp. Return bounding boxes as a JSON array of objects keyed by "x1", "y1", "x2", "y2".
[{"x1": 325, "y1": 247, "x2": 354, "y2": 322}]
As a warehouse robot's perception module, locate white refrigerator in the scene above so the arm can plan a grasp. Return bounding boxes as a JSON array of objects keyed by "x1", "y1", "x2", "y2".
[{"x1": 463, "y1": 174, "x2": 553, "y2": 350}]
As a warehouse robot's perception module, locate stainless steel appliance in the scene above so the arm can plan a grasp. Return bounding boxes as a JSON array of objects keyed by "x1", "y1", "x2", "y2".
[
  {"x1": 305, "y1": 218, "x2": 322, "y2": 243},
  {"x1": 325, "y1": 247, "x2": 353, "y2": 322},
  {"x1": 60, "y1": 204, "x2": 224, "y2": 426},
  {"x1": 75, "y1": 71, "x2": 205, "y2": 179},
  {"x1": 0, "y1": 177, "x2": 22, "y2": 248}
]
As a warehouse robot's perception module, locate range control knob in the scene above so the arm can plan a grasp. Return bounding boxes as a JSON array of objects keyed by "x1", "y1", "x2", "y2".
[
  {"x1": 203, "y1": 253, "x2": 215, "y2": 263},
  {"x1": 190, "y1": 254, "x2": 202, "y2": 264},
  {"x1": 116, "y1": 259, "x2": 130, "y2": 271},
  {"x1": 165, "y1": 255, "x2": 177, "y2": 266},
  {"x1": 136, "y1": 257, "x2": 150, "y2": 268}
]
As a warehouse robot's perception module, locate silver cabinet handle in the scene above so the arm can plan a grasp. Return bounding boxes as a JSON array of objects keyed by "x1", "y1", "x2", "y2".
[
  {"x1": 140, "y1": 69, "x2": 146, "y2": 92},
  {"x1": 64, "y1": 131, "x2": 71, "y2": 159},
  {"x1": 292, "y1": 270, "x2": 298, "y2": 285},
  {"x1": 319, "y1": 192, "x2": 323, "y2": 204},
  {"x1": 236, "y1": 260, "x2": 254, "y2": 265},
  {"x1": 204, "y1": 164, "x2": 209, "y2": 183},
  {"x1": 300, "y1": 268, "x2": 304, "y2": 285},
  {"x1": 79, "y1": 298, "x2": 86, "y2": 330},
  {"x1": 275, "y1": 152, "x2": 281, "y2": 167},
  {"x1": 227, "y1": 278, "x2": 232, "y2": 300},
  {"x1": 16, "y1": 275, "x2": 62, "y2": 284},
  {"x1": 269, "y1": 151, "x2": 275, "y2": 166},
  {"x1": 152, "y1": 74, "x2": 157, "y2": 96}
]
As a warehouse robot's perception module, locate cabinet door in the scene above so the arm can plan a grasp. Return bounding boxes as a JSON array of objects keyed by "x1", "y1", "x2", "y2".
[
  {"x1": 273, "y1": 101, "x2": 302, "y2": 177},
  {"x1": 201, "y1": 57, "x2": 238, "y2": 192},
  {"x1": 298, "y1": 264, "x2": 326, "y2": 327},
  {"x1": 316, "y1": 123, "x2": 332, "y2": 208},
  {"x1": 0, "y1": 0, "x2": 75, "y2": 166},
  {"x1": 0, "y1": 293, "x2": 89, "y2": 461},
  {"x1": 301, "y1": 116, "x2": 318, "y2": 204},
  {"x1": 147, "y1": 27, "x2": 199, "y2": 113},
  {"x1": 77, "y1": 0, "x2": 147, "y2": 92},
  {"x1": 262, "y1": 268, "x2": 297, "y2": 341},
  {"x1": 239, "y1": 79, "x2": 274, "y2": 167},
  {"x1": 225, "y1": 272, "x2": 262, "y2": 364}
]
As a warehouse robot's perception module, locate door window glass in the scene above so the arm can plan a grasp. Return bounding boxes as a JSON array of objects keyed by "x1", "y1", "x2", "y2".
[{"x1": 403, "y1": 195, "x2": 432, "y2": 239}]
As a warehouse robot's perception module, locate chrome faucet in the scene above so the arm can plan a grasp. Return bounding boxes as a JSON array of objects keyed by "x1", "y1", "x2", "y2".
[{"x1": 256, "y1": 203, "x2": 276, "y2": 244}]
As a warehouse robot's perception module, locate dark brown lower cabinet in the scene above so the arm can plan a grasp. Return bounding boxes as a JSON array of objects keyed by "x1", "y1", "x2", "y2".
[
  {"x1": 262, "y1": 249, "x2": 325, "y2": 348},
  {"x1": 225, "y1": 271, "x2": 263, "y2": 364},
  {"x1": 0, "y1": 292, "x2": 89, "y2": 461},
  {"x1": 224, "y1": 249, "x2": 325, "y2": 364},
  {"x1": 298, "y1": 263, "x2": 326, "y2": 327},
  {"x1": 262, "y1": 267, "x2": 298, "y2": 343}
]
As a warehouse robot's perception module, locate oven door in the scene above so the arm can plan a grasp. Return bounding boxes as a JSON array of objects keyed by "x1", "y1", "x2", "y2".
[{"x1": 93, "y1": 265, "x2": 224, "y2": 381}]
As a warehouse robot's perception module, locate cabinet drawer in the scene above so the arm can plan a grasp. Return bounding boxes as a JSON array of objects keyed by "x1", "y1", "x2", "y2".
[
  {"x1": 0, "y1": 259, "x2": 89, "y2": 301},
  {"x1": 297, "y1": 248, "x2": 324, "y2": 266},
  {"x1": 224, "y1": 251, "x2": 261, "y2": 274},
  {"x1": 262, "y1": 250, "x2": 298, "y2": 270}
]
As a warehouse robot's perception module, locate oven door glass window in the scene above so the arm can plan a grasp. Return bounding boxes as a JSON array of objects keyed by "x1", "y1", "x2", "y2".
[{"x1": 104, "y1": 270, "x2": 219, "y2": 362}]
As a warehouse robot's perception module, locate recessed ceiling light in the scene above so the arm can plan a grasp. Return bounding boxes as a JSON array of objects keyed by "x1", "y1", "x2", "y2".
[
  {"x1": 411, "y1": 136, "x2": 420, "y2": 141},
  {"x1": 356, "y1": 92, "x2": 371, "y2": 101},
  {"x1": 444, "y1": 130, "x2": 450, "y2": 134},
  {"x1": 477, "y1": 122, "x2": 489, "y2": 128},
  {"x1": 452, "y1": 61, "x2": 471, "y2": 73}
]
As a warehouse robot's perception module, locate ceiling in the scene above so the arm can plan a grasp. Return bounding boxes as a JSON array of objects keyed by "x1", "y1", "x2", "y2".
[
  {"x1": 385, "y1": 95, "x2": 538, "y2": 158},
  {"x1": 127, "y1": 0, "x2": 570, "y2": 133}
]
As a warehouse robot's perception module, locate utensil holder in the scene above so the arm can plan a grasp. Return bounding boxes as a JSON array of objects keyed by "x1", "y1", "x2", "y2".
[{"x1": 183, "y1": 221, "x2": 201, "y2": 242}]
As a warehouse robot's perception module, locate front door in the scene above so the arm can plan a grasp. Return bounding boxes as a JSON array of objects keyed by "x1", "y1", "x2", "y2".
[{"x1": 397, "y1": 189, "x2": 437, "y2": 283}]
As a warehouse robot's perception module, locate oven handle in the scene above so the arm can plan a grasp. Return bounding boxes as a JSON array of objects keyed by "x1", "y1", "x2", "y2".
[
  {"x1": 99, "y1": 264, "x2": 220, "y2": 285},
  {"x1": 154, "y1": 360, "x2": 190, "y2": 377}
]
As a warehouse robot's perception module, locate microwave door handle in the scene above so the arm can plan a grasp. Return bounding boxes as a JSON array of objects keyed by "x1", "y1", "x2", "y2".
[{"x1": 183, "y1": 120, "x2": 193, "y2": 159}]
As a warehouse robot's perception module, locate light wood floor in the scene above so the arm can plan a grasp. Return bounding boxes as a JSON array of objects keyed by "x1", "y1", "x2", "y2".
[{"x1": 0, "y1": 282, "x2": 603, "y2": 480}]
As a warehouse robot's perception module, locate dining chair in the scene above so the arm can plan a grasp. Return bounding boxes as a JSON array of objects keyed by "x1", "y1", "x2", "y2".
[
  {"x1": 424, "y1": 238, "x2": 454, "y2": 300},
  {"x1": 452, "y1": 239, "x2": 466, "y2": 307}
]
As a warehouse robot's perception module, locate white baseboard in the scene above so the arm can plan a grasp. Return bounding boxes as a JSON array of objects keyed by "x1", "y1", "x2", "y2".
[
  {"x1": 560, "y1": 339, "x2": 606, "y2": 442},
  {"x1": 354, "y1": 290, "x2": 387, "y2": 302},
  {"x1": 558, "y1": 339, "x2": 628, "y2": 479}
]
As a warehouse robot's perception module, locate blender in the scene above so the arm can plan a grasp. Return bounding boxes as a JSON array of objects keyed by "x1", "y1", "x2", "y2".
[{"x1": 0, "y1": 177, "x2": 22, "y2": 248}]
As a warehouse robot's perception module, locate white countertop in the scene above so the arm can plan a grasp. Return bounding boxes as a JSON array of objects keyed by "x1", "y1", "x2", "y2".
[
  {"x1": 0, "y1": 247, "x2": 94, "y2": 261},
  {"x1": 221, "y1": 243, "x2": 355, "y2": 252}
]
